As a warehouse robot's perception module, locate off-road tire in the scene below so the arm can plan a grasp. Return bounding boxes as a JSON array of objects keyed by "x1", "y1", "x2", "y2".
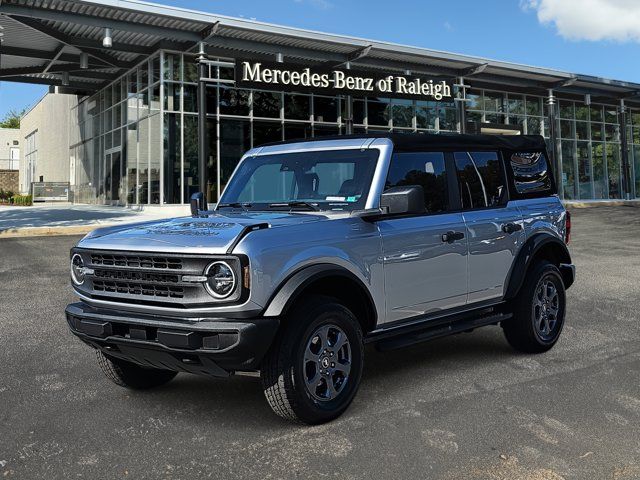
[
  {"x1": 503, "y1": 261, "x2": 566, "y2": 353},
  {"x1": 260, "y1": 295, "x2": 364, "y2": 424},
  {"x1": 96, "y1": 351, "x2": 178, "y2": 389}
]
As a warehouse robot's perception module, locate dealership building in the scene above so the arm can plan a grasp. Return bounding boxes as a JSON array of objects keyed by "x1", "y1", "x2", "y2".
[{"x1": 2, "y1": 0, "x2": 640, "y2": 205}]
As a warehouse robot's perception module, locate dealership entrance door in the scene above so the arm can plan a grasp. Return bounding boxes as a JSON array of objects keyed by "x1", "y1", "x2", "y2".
[{"x1": 103, "y1": 148, "x2": 124, "y2": 205}]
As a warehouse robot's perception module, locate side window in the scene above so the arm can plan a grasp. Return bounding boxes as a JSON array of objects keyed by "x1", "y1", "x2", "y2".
[
  {"x1": 385, "y1": 152, "x2": 447, "y2": 213},
  {"x1": 509, "y1": 152, "x2": 552, "y2": 195},
  {"x1": 454, "y1": 151, "x2": 505, "y2": 209}
]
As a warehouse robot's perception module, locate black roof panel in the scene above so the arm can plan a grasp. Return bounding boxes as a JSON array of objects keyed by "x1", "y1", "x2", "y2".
[{"x1": 260, "y1": 133, "x2": 547, "y2": 151}]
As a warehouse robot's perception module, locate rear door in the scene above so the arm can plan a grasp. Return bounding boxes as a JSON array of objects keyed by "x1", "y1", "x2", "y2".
[
  {"x1": 378, "y1": 151, "x2": 468, "y2": 324},
  {"x1": 453, "y1": 151, "x2": 525, "y2": 304}
]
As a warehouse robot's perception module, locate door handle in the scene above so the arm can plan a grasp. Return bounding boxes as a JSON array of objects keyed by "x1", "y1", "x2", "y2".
[
  {"x1": 502, "y1": 222, "x2": 523, "y2": 234},
  {"x1": 442, "y1": 231, "x2": 465, "y2": 243}
]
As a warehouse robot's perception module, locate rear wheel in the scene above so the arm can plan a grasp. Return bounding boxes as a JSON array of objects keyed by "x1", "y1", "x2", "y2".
[
  {"x1": 260, "y1": 295, "x2": 364, "y2": 424},
  {"x1": 503, "y1": 261, "x2": 566, "y2": 353},
  {"x1": 96, "y1": 351, "x2": 178, "y2": 389}
]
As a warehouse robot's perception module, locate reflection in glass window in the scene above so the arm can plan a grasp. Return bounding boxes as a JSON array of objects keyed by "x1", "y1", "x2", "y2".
[
  {"x1": 392, "y1": 100, "x2": 413, "y2": 128},
  {"x1": 144, "y1": 115, "x2": 156, "y2": 204},
  {"x1": 353, "y1": 99, "x2": 365, "y2": 125},
  {"x1": 284, "y1": 94, "x2": 310, "y2": 120},
  {"x1": 183, "y1": 115, "x2": 199, "y2": 202},
  {"x1": 509, "y1": 152, "x2": 552, "y2": 195},
  {"x1": 220, "y1": 119, "x2": 250, "y2": 190},
  {"x1": 163, "y1": 82, "x2": 180, "y2": 112},
  {"x1": 163, "y1": 53, "x2": 181, "y2": 82},
  {"x1": 508, "y1": 95, "x2": 525, "y2": 115},
  {"x1": 416, "y1": 102, "x2": 436, "y2": 129},
  {"x1": 576, "y1": 121, "x2": 588, "y2": 140},
  {"x1": 314, "y1": 96, "x2": 338, "y2": 123},
  {"x1": 455, "y1": 151, "x2": 505, "y2": 208},
  {"x1": 561, "y1": 140, "x2": 576, "y2": 199},
  {"x1": 577, "y1": 141, "x2": 592, "y2": 199},
  {"x1": 219, "y1": 87, "x2": 250, "y2": 116},
  {"x1": 284, "y1": 123, "x2": 311, "y2": 141},
  {"x1": 183, "y1": 85, "x2": 197, "y2": 113},
  {"x1": 482, "y1": 91, "x2": 504, "y2": 112},
  {"x1": 634, "y1": 146, "x2": 640, "y2": 197},
  {"x1": 163, "y1": 112, "x2": 182, "y2": 203},
  {"x1": 438, "y1": 106, "x2": 457, "y2": 131},
  {"x1": 367, "y1": 99, "x2": 390, "y2": 126},
  {"x1": 385, "y1": 152, "x2": 447, "y2": 213},
  {"x1": 184, "y1": 57, "x2": 198, "y2": 83},
  {"x1": 559, "y1": 101, "x2": 574, "y2": 119},
  {"x1": 592, "y1": 142, "x2": 606, "y2": 199},
  {"x1": 253, "y1": 120, "x2": 282, "y2": 147},
  {"x1": 253, "y1": 91, "x2": 282, "y2": 118},
  {"x1": 526, "y1": 97, "x2": 541, "y2": 116},
  {"x1": 313, "y1": 124, "x2": 340, "y2": 137},
  {"x1": 607, "y1": 143, "x2": 621, "y2": 199}
]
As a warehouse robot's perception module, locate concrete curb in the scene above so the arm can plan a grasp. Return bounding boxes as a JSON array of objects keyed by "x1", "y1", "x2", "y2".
[
  {"x1": 564, "y1": 200, "x2": 640, "y2": 208},
  {"x1": 0, "y1": 224, "x2": 112, "y2": 239}
]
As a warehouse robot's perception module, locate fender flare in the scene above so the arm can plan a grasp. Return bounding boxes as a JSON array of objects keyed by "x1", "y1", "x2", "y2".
[
  {"x1": 504, "y1": 233, "x2": 573, "y2": 299},
  {"x1": 262, "y1": 263, "x2": 377, "y2": 324}
]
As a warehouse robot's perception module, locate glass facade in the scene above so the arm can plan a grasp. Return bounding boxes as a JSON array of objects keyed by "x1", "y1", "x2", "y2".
[{"x1": 69, "y1": 51, "x2": 640, "y2": 205}]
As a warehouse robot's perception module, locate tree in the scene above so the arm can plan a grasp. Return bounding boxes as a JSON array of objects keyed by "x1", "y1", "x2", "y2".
[{"x1": 0, "y1": 108, "x2": 27, "y2": 129}]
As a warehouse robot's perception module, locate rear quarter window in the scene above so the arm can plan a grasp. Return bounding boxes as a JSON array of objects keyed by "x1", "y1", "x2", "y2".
[{"x1": 508, "y1": 152, "x2": 553, "y2": 195}]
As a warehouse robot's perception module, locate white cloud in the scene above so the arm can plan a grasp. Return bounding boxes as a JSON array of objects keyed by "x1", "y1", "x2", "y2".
[
  {"x1": 443, "y1": 21, "x2": 453, "y2": 31},
  {"x1": 521, "y1": 0, "x2": 640, "y2": 42}
]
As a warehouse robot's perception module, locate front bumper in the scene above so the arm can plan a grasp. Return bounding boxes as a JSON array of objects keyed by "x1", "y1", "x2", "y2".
[{"x1": 65, "y1": 302, "x2": 279, "y2": 377}]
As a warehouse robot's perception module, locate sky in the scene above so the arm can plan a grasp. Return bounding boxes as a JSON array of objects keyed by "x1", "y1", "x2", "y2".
[{"x1": 2, "y1": 0, "x2": 640, "y2": 119}]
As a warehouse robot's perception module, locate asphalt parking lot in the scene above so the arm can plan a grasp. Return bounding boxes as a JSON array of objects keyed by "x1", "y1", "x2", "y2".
[{"x1": 1, "y1": 206, "x2": 639, "y2": 479}]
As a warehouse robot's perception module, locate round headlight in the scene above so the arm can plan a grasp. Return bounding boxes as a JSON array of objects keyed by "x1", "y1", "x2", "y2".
[
  {"x1": 204, "y1": 261, "x2": 236, "y2": 299},
  {"x1": 70, "y1": 253, "x2": 85, "y2": 285}
]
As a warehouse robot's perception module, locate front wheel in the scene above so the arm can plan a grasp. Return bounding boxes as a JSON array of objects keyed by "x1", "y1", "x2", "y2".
[
  {"x1": 260, "y1": 295, "x2": 364, "y2": 424},
  {"x1": 503, "y1": 261, "x2": 566, "y2": 353},
  {"x1": 96, "y1": 351, "x2": 178, "y2": 389}
]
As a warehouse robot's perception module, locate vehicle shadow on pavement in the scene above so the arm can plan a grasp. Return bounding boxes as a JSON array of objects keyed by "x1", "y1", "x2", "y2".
[{"x1": 126, "y1": 327, "x2": 516, "y2": 427}]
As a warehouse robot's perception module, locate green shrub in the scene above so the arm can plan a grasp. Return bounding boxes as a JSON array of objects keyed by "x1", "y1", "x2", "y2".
[
  {"x1": 10, "y1": 194, "x2": 32, "y2": 206},
  {"x1": 0, "y1": 189, "x2": 15, "y2": 201}
]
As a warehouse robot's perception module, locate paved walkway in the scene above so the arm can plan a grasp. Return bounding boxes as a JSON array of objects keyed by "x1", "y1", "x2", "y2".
[{"x1": 0, "y1": 203, "x2": 190, "y2": 237}]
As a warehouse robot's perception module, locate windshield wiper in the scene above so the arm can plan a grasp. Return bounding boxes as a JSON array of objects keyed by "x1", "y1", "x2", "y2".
[
  {"x1": 268, "y1": 201, "x2": 319, "y2": 211},
  {"x1": 217, "y1": 202, "x2": 252, "y2": 210}
]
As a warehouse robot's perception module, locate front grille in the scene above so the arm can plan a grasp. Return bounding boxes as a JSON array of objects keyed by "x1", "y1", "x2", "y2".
[
  {"x1": 74, "y1": 249, "x2": 242, "y2": 308},
  {"x1": 91, "y1": 253, "x2": 182, "y2": 270},
  {"x1": 93, "y1": 280, "x2": 185, "y2": 299},
  {"x1": 94, "y1": 269, "x2": 180, "y2": 284}
]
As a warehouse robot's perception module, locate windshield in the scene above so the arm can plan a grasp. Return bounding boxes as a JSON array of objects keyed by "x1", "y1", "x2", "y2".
[{"x1": 218, "y1": 149, "x2": 380, "y2": 212}]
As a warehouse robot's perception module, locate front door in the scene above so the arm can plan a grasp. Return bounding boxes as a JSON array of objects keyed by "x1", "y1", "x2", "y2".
[
  {"x1": 105, "y1": 148, "x2": 124, "y2": 204},
  {"x1": 452, "y1": 151, "x2": 525, "y2": 304},
  {"x1": 378, "y1": 151, "x2": 468, "y2": 324}
]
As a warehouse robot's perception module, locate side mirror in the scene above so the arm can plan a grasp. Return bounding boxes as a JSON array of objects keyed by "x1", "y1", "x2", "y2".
[
  {"x1": 190, "y1": 192, "x2": 208, "y2": 217},
  {"x1": 380, "y1": 185, "x2": 425, "y2": 216}
]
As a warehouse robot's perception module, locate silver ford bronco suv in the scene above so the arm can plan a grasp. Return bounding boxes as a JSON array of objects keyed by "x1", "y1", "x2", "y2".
[{"x1": 66, "y1": 133, "x2": 575, "y2": 424}]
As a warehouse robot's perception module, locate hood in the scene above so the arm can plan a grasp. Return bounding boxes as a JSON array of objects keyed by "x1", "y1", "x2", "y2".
[{"x1": 77, "y1": 211, "x2": 330, "y2": 254}]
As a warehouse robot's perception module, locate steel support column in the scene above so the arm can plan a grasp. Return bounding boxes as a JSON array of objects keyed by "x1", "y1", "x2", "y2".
[
  {"x1": 547, "y1": 89, "x2": 562, "y2": 198},
  {"x1": 619, "y1": 99, "x2": 631, "y2": 199},
  {"x1": 457, "y1": 77, "x2": 467, "y2": 134},
  {"x1": 344, "y1": 62, "x2": 353, "y2": 134},
  {"x1": 197, "y1": 44, "x2": 210, "y2": 200}
]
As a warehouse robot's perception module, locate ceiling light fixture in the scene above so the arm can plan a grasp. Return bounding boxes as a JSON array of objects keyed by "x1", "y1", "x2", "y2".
[
  {"x1": 102, "y1": 27, "x2": 112, "y2": 48},
  {"x1": 79, "y1": 52, "x2": 89, "y2": 69}
]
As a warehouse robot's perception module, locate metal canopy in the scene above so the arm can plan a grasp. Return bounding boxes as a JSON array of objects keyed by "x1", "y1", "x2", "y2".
[{"x1": 1, "y1": 0, "x2": 639, "y2": 103}]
